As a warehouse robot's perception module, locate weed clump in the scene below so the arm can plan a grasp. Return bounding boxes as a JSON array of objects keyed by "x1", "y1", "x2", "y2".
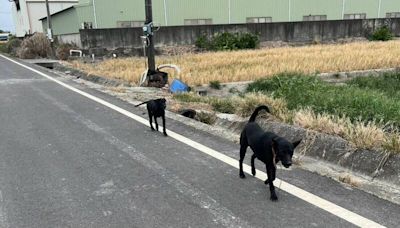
[
  {"x1": 0, "y1": 36, "x2": 22, "y2": 55},
  {"x1": 195, "y1": 111, "x2": 217, "y2": 125},
  {"x1": 209, "y1": 80, "x2": 221, "y2": 89},
  {"x1": 17, "y1": 33, "x2": 51, "y2": 59},
  {"x1": 56, "y1": 42, "x2": 79, "y2": 60},
  {"x1": 195, "y1": 32, "x2": 259, "y2": 51},
  {"x1": 370, "y1": 26, "x2": 393, "y2": 41}
]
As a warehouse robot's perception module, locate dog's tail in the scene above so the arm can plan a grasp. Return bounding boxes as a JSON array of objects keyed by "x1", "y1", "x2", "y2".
[
  {"x1": 248, "y1": 105, "x2": 270, "y2": 122},
  {"x1": 134, "y1": 101, "x2": 148, "y2": 107}
]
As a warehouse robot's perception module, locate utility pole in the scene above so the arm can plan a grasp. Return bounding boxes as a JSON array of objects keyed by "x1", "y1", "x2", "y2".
[
  {"x1": 45, "y1": 0, "x2": 55, "y2": 58},
  {"x1": 144, "y1": 0, "x2": 156, "y2": 74}
]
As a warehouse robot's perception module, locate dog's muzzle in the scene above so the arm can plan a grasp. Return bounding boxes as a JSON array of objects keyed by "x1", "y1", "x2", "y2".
[{"x1": 283, "y1": 162, "x2": 292, "y2": 168}]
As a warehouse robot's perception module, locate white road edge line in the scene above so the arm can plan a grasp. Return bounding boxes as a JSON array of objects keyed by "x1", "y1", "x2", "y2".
[{"x1": 0, "y1": 54, "x2": 386, "y2": 228}]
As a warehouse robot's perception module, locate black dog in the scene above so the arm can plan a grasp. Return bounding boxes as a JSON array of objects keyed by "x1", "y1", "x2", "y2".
[
  {"x1": 239, "y1": 105, "x2": 301, "y2": 201},
  {"x1": 135, "y1": 98, "x2": 168, "y2": 136}
]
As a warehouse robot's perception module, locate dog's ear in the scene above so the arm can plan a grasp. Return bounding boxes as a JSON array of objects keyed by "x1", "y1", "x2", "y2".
[{"x1": 292, "y1": 140, "x2": 301, "y2": 149}]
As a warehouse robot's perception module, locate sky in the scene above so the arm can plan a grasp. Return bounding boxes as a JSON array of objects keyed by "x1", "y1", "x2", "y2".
[{"x1": 0, "y1": 0, "x2": 15, "y2": 33}]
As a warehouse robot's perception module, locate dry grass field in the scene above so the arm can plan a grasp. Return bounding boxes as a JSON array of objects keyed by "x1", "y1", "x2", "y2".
[{"x1": 70, "y1": 40, "x2": 400, "y2": 85}]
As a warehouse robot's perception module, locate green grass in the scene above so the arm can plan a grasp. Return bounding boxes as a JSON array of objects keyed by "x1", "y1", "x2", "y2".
[
  {"x1": 247, "y1": 73, "x2": 400, "y2": 125},
  {"x1": 348, "y1": 73, "x2": 400, "y2": 98},
  {"x1": 174, "y1": 93, "x2": 236, "y2": 114},
  {"x1": 209, "y1": 98, "x2": 236, "y2": 113},
  {"x1": 173, "y1": 93, "x2": 204, "y2": 103}
]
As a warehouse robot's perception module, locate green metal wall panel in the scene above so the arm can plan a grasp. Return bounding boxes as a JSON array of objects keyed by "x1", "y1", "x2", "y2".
[
  {"x1": 75, "y1": 4, "x2": 94, "y2": 27},
  {"x1": 291, "y1": 0, "x2": 343, "y2": 21},
  {"x1": 42, "y1": 8, "x2": 79, "y2": 35},
  {"x1": 157, "y1": 0, "x2": 229, "y2": 26},
  {"x1": 47, "y1": 0, "x2": 400, "y2": 35},
  {"x1": 344, "y1": 0, "x2": 380, "y2": 18},
  {"x1": 232, "y1": 0, "x2": 289, "y2": 23},
  {"x1": 380, "y1": 0, "x2": 400, "y2": 17},
  {"x1": 91, "y1": 0, "x2": 145, "y2": 28}
]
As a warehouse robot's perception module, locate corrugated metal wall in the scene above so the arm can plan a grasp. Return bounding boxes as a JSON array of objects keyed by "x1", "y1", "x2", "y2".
[
  {"x1": 42, "y1": 7, "x2": 79, "y2": 35},
  {"x1": 291, "y1": 0, "x2": 343, "y2": 21},
  {"x1": 47, "y1": 0, "x2": 400, "y2": 35}
]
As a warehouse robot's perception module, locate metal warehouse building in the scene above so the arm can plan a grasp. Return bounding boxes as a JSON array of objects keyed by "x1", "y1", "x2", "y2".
[
  {"x1": 40, "y1": 0, "x2": 400, "y2": 36},
  {"x1": 10, "y1": 0, "x2": 79, "y2": 37}
]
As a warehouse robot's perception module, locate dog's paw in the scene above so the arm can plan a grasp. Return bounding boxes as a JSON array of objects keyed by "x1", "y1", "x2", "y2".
[
  {"x1": 251, "y1": 169, "x2": 256, "y2": 176},
  {"x1": 270, "y1": 193, "x2": 278, "y2": 201},
  {"x1": 151, "y1": 128, "x2": 155, "y2": 131},
  {"x1": 264, "y1": 179, "x2": 269, "y2": 185},
  {"x1": 239, "y1": 173, "x2": 246, "y2": 179},
  {"x1": 163, "y1": 132, "x2": 168, "y2": 137}
]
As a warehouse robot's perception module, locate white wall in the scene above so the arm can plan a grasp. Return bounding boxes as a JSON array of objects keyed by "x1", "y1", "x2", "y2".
[
  {"x1": 11, "y1": 0, "x2": 78, "y2": 37},
  {"x1": 56, "y1": 33, "x2": 81, "y2": 47}
]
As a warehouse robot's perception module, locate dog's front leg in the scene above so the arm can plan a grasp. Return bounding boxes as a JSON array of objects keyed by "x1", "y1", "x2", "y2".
[
  {"x1": 264, "y1": 165, "x2": 276, "y2": 185},
  {"x1": 162, "y1": 115, "x2": 168, "y2": 136},
  {"x1": 266, "y1": 164, "x2": 278, "y2": 201}
]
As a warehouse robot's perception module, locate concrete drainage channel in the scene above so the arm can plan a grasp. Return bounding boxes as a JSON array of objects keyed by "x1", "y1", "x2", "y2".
[
  {"x1": 49, "y1": 62, "x2": 400, "y2": 205},
  {"x1": 24, "y1": 59, "x2": 59, "y2": 69}
]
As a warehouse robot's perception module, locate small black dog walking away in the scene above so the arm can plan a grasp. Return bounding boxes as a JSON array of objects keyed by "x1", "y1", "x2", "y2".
[
  {"x1": 135, "y1": 98, "x2": 168, "y2": 136},
  {"x1": 239, "y1": 105, "x2": 301, "y2": 201}
]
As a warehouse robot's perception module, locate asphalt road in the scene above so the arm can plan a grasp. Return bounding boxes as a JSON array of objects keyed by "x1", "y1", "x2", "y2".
[{"x1": 0, "y1": 55, "x2": 399, "y2": 228}]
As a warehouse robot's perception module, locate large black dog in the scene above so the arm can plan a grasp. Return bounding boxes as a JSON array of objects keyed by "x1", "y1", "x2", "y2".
[
  {"x1": 135, "y1": 98, "x2": 168, "y2": 136},
  {"x1": 239, "y1": 105, "x2": 301, "y2": 201}
]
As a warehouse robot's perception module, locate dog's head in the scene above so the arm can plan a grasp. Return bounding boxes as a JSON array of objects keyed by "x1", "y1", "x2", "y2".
[
  {"x1": 155, "y1": 98, "x2": 167, "y2": 109},
  {"x1": 272, "y1": 138, "x2": 301, "y2": 168}
]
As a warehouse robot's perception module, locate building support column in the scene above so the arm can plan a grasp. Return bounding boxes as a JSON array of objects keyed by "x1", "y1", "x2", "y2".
[
  {"x1": 163, "y1": 0, "x2": 168, "y2": 26},
  {"x1": 92, "y1": 0, "x2": 98, "y2": 28},
  {"x1": 228, "y1": 0, "x2": 231, "y2": 24},
  {"x1": 342, "y1": 0, "x2": 346, "y2": 19},
  {"x1": 378, "y1": 0, "x2": 382, "y2": 18}
]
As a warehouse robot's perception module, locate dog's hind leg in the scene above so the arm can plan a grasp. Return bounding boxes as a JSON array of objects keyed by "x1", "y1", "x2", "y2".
[
  {"x1": 154, "y1": 117, "x2": 159, "y2": 131},
  {"x1": 266, "y1": 164, "x2": 278, "y2": 201},
  {"x1": 239, "y1": 133, "x2": 248, "y2": 179},
  {"x1": 251, "y1": 154, "x2": 257, "y2": 176},
  {"x1": 148, "y1": 111, "x2": 155, "y2": 131},
  {"x1": 162, "y1": 115, "x2": 168, "y2": 136}
]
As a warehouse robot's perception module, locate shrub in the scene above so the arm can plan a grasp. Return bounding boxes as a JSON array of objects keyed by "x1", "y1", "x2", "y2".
[
  {"x1": 17, "y1": 33, "x2": 51, "y2": 59},
  {"x1": 0, "y1": 43, "x2": 6, "y2": 53},
  {"x1": 3, "y1": 36, "x2": 22, "y2": 55},
  {"x1": 195, "y1": 111, "x2": 217, "y2": 125},
  {"x1": 195, "y1": 32, "x2": 259, "y2": 51},
  {"x1": 370, "y1": 26, "x2": 393, "y2": 41},
  {"x1": 210, "y1": 32, "x2": 239, "y2": 51},
  {"x1": 195, "y1": 35, "x2": 209, "y2": 49},
  {"x1": 237, "y1": 32, "x2": 260, "y2": 49},
  {"x1": 209, "y1": 80, "x2": 221, "y2": 89},
  {"x1": 56, "y1": 42, "x2": 78, "y2": 60}
]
